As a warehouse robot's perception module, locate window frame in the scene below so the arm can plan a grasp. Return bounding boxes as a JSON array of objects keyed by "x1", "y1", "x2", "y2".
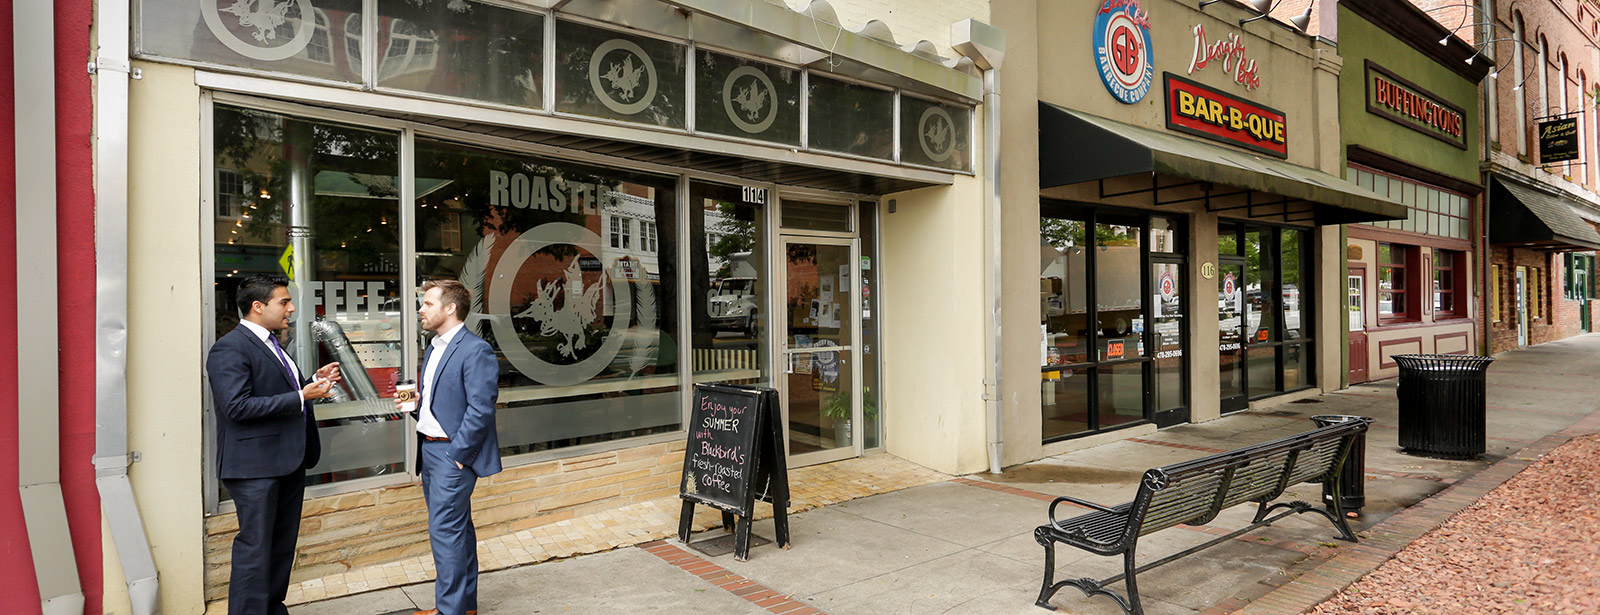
[
  {"x1": 1377, "y1": 242, "x2": 1414, "y2": 323},
  {"x1": 1433, "y1": 249, "x2": 1462, "y2": 319}
]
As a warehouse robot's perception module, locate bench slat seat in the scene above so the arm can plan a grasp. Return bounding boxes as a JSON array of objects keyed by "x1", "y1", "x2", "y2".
[{"x1": 1033, "y1": 417, "x2": 1372, "y2": 614}]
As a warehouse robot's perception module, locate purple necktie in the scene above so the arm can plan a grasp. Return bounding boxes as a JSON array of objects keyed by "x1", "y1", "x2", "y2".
[{"x1": 268, "y1": 334, "x2": 297, "y2": 384}]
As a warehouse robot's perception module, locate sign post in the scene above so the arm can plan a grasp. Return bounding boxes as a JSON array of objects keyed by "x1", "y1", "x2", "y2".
[{"x1": 677, "y1": 384, "x2": 791, "y2": 560}]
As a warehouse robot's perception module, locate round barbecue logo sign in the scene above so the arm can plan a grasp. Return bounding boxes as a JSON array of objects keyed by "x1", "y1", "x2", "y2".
[
  {"x1": 203, "y1": 0, "x2": 318, "y2": 61},
  {"x1": 722, "y1": 66, "x2": 778, "y2": 134},
  {"x1": 590, "y1": 38, "x2": 658, "y2": 115},
  {"x1": 1093, "y1": 0, "x2": 1154, "y2": 105}
]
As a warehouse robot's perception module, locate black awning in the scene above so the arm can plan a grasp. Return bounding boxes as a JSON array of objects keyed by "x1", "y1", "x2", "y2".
[
  {"x1": 1040, "y1": 102, "x2": 1407, "y2": 225},
  {"x1": 1489, "y1": 176, "x2": 1600, "y2": 251}
]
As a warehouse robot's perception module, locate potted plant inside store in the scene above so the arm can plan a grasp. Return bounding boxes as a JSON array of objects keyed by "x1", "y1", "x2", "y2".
[{"x1": 819, "y1": 387, "x2": 877, "y2": 447}]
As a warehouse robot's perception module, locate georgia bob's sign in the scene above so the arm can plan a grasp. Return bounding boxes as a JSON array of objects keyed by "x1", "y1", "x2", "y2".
[{"x1": 1164, "y1": 73, "x2": 1288, "y2": 158}]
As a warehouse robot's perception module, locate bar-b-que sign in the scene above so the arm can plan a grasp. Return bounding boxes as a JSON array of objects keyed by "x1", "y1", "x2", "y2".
[{"x1": 1163, "y1": 73, "x2": 1287, "y2": 158}]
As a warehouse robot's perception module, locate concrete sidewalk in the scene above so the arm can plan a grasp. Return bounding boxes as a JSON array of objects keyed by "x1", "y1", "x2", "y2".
[{"x1": 289, "y1": 334, "x2": 1600, "y2": 615}]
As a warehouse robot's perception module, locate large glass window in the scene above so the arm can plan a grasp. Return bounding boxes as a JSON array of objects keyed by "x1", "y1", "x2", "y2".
[
  {"x1": 1221, "y1": 223, "x2": 1315, "y2": 401},
  {"x1": 689, "y1": 181, "x2": 769, "y2": 389},
  {"x1": 374, "y1": 1, "x2": 545, "y2": 109},
  {"x1": 1348, "y1": 165, "x2": 1471, "y2": 240},
  {"x1": 555, "y1": 20, "x2": 686, "y2": 128},
  {"x1": 413, "y1": 138, "x2": 681, "y2": 457},
  {"x1": 899, "y1": 95, "x2": 972, "y2": 172},
  {"x1": 695, "y1": 50, "x2": 801, "y2": 145},
  {"x1": 1041, "y1": 204, "x2": 1182, "y2": 440},
  {"x1": 141, "y1": 0, "x2": 364, "y2": 83},
  {"x1": 807, "y1": 75, "x2": 894, "y2": 160},
  {"x1": 210, "y1": 105, "x2": 405, "y2": 500}
]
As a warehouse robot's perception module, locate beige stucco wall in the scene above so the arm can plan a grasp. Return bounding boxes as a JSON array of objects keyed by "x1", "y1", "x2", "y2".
[
  {"x1": 123, "y1": 60, "x2": 208, "y2": 614},
  {"x1": 992, "y1": 0, "x2": 1353, "y2": 465},
  {"x1": 880, "y1": 174, "x2": 991, "y2": 474},
  {"x1": 822, "y1": 0, "x2": 991, "y2": 57}
]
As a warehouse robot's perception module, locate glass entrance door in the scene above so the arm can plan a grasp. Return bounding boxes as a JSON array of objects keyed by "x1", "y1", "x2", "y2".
[
  {"x1": 779, "y1": 236, "x2": 859, "y2": 465},
  {"x1": 1218, "y1": 261, "x2": 1248, "y2": 412}
]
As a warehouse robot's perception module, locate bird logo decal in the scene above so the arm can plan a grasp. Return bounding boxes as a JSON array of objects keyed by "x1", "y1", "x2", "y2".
[
  {"x1": 219, "y1": 0, "x2": 293, "y2": 43},
  {"x1": 601, "y1": 54, "x2": 647, "y2": 102},
  {"x1": 732, "y1": 82, "x2": 770, "y2": 122},
  {"x1": 515, "y1": 259, "x2": 607, "y2": 360},
  {"x1": 924, "y1": 117, "x2": 951, "y2": 154}
]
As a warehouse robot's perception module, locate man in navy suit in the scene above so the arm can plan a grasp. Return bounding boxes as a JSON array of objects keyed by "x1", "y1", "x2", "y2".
[
  {"x1": 407, "y1": 279, "x2": 501, "y2": 615},
  {"x1": 207, "y1": 274, "x2": 342, "y2": 615}
]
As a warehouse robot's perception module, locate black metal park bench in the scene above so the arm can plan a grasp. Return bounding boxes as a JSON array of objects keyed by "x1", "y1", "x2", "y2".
[{"x1": 1033, "y1": 416, "x2": 1373, "y2": 614}]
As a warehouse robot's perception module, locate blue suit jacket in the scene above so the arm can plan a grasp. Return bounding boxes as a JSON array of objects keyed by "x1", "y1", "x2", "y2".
[
  {"x1": 420, "y1": 328, "x2": 502, "y2": 477},
  {"x1": 206, "y1": 325, "x2": 322, "y2": 479}
]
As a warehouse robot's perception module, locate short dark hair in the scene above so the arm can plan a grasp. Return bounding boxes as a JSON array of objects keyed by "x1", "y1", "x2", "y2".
[
  {"x1": 236, "y1": 274, "x2": 289, "y2": 315},
  {"x1": 422, "y1": 279, "x2": 472, "y2": 318}
]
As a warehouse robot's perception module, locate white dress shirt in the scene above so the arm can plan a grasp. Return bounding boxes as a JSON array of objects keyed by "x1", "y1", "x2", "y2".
[
  {"x1": 239, "y1": 319, "x2": 304, "y2": 404},
  {"x1": 417, "y1": 322, "x2": 465, "y2": 439}
]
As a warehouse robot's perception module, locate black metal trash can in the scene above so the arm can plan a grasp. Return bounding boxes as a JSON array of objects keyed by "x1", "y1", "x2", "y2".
[
  {"x1": 1392, "y1": 354, "x2": 1495, "y2": 458},
  {"x1": 1311, "y1": 414, "x2": 1368, "y2": 511}
]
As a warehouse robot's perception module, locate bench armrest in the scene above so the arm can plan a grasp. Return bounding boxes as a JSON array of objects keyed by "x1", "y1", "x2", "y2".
[{"x1": 1048, "y1": 495, "x2": 1118, "y2": 526}]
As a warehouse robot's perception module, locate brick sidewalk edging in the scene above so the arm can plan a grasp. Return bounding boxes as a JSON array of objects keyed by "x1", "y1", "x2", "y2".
[
  {"x1": 1228, "y1": 408, "x2": 1600, "y2": 615},
  {"x1": 638, "y1": 540, "x2": 826, "y2": 615}
]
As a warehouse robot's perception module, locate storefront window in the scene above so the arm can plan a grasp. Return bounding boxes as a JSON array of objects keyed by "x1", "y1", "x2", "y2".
[
  {"x1": 374, "y1": 1, "x2": 545, "y2": 109},
  {"x1": 1378, "y1": 243, "x2": 1408, "y2": 319},
  {"x1": 210, "y1": 105, "x2": 405, "y2": 499},
  {"x1": 1348, "y1": 165, "x2": 1470, "y2": 240},
  {"x1": 1435, "y1": 249, "x2": 1458, "y2": 315},
  {"x1": 899, "y1": 96, "x2": 972, "y2": 172},
  {"x1": 807, "y1": 75, "x2": 894, "y2": 160},
  {"x1": 690, "y1": 181, "x2": 769, "y2": 390},
  {"x1": 1041, "y1": 204, "x2": 1169, "y2": 440},
  {"x1": 413, "y1": 138, "x2": 681, "y2": 457},
  {"x1": 695, "y1": 50, "x2": 801, "y2": 146},
  {"x1": 555, "y1": 20, "x2": 687, "y2": 129},
  {"x1": 141, "y1": 0, "x2": 364, "y2": 83},
  {"x1": 859, "y1": 202, "x2": 882, "y2": 449},
  {"x1": 1222, "y1": 223, "x2": 1314, "y2": 404}
]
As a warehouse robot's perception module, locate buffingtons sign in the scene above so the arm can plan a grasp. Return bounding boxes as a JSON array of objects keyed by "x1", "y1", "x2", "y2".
[{"x1": 1365, "y1": 61, "x2": 1467, "y2": 150}]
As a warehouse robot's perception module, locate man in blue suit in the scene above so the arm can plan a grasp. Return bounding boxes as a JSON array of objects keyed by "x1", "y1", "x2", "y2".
[
  {"x1": 408, "y1": 279, "x2": 501, "y2": 615},
  {"x1": 207, "y1": 274, "x2": 342, "y2": 615}
]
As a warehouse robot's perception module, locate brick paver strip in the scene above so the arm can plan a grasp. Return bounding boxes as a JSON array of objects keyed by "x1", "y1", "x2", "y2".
[
  {"x1": 638, "y1": 540, "x2": 824, "y2": 615},
  {"x1": 1127, "y1": 437, "x2": 1230, "y2": 453},
  {"x1": 1229, "y1": 407, "x2": 1600, "y2": 615}
]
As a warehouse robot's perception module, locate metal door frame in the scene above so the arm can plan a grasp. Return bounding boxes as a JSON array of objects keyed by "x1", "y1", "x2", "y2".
[
  {"x1": 773, "y1": 195, "x2": 863, "y2": 467},
  {"x1": 1516, "y1": 267, "x2": 1529, "y2": 347}
]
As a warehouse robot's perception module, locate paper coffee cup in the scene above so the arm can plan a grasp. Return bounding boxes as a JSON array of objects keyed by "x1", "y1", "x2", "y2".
[{"x1": 395, "y1": 380, "x2": 417, "y2": 413}]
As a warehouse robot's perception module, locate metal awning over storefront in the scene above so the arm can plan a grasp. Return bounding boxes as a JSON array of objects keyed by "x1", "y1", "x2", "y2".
[
  {"x1": 1039, "y1": 103, "x2": 1406, "y2": 225},
  {"x1": 1489, "y1": 176, "x2": 1600, "y2": 251}
]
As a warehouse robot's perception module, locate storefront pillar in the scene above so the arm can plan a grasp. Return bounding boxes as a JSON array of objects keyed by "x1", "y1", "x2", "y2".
[
  {"x1": 1189, "y1": 211, "x2": 1221, "y2": 423},
  {"x1": 1315, "y1": 225, "x2": 1345, "y2": 390}
]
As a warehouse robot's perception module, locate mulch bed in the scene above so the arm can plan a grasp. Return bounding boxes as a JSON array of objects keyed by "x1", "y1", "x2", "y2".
[{"x1": 1308, "y1": 433, "x2": 1600, "y2": 615}]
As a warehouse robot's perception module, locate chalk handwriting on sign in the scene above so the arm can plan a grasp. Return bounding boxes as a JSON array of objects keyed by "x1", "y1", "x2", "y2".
[
  {"x1": 681, "y1": 385, "x2": 766, "y2": 513},
  {"x1": 1189, "y1": 24, "x2": 1260, "y2": 91}
]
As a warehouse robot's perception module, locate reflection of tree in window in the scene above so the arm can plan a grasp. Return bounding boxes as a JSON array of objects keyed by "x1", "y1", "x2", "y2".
[{"x1": 708, "y1": 200, "x2": 756, "y2": 277}]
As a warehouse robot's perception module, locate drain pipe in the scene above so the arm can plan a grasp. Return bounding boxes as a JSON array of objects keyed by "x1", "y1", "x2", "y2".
[
  {"x1": 954, "y1": 21, "x2": 1007, "y2": 475},
  {"x1": 15, "y1": 2, "x2": 86, "y2": 613},
  {"x1": 91, "y1": 0, "x2": 162, "y2": 612}
]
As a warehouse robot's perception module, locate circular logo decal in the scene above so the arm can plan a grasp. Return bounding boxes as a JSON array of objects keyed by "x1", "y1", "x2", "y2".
[
  {"x1": 917, "y1": 106, "x2": 957, "y2": 163},
  {"x1": 486, "y1": 222, "x2": 633, "y2": 386},
  {"x1": 1223, "y1": 272, "x2": 1237, "y2": 297},
  {"x1": 1092, "y1": 1, "x2": 1154, "y2": 104},
  {"x1": 1159, "y1": 270, "x2": 1176, "y2": 301},
  {"x1": 589, "y1": 38, "x2": 658, "y2": 115},
  {"x1": 202, "y1": 0, "x2": 318, "y2": 62},
  {"x1": 722, "y1": 66, "x2": 778, "y2": 134}
]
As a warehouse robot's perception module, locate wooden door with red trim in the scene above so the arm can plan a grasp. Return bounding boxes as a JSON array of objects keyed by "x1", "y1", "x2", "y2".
[{"x1": 1348, "y1": 266, "x2": 1369, "y2": 384}]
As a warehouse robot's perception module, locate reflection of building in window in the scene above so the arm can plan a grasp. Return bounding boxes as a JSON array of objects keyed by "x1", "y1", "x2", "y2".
[
  {"x1": 441, "y1": 211, "x2": 461, "y2": 252},
  {"x1": 298, "y1": 9, "x2": 334, "y2": 64},
  {"x1": 610, "y1": 216, "x2": 631, "y2": 250},
  {"x1": 380, "y1": 19, "x2": 439, "y2": 80},
  {"x1": 344, "y1": 13, "x2": 362, "y2": 63},
  {"x1": 639, "y1": 221, "x2": 657, "y2": 253},
  {"x1": 216, "y1": 168, "x2": 247, "y2": 219}
]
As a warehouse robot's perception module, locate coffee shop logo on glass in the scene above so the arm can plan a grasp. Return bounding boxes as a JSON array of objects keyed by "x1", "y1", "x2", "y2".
[{"x1": 203, "y1": 0, "x2": 318, "y2": 61}]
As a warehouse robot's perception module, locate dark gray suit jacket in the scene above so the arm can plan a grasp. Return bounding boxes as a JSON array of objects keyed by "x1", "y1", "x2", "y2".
[{"x1": 207, "y1": 325, "x2": 321, "y2": 479}]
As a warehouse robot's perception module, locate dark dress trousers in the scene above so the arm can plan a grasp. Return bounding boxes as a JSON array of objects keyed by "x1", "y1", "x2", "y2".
[
  {"x1": 417, "y1": 329, "x2": 501, "y2": 615},
  {"x1": 207, "y1": 325, "x2": 321, "y2": 615}
]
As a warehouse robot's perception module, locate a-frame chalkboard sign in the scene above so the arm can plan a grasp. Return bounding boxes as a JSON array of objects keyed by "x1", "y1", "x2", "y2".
[{"x1": 677, "y1": 384, "x2": 790, "y2": 561}]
